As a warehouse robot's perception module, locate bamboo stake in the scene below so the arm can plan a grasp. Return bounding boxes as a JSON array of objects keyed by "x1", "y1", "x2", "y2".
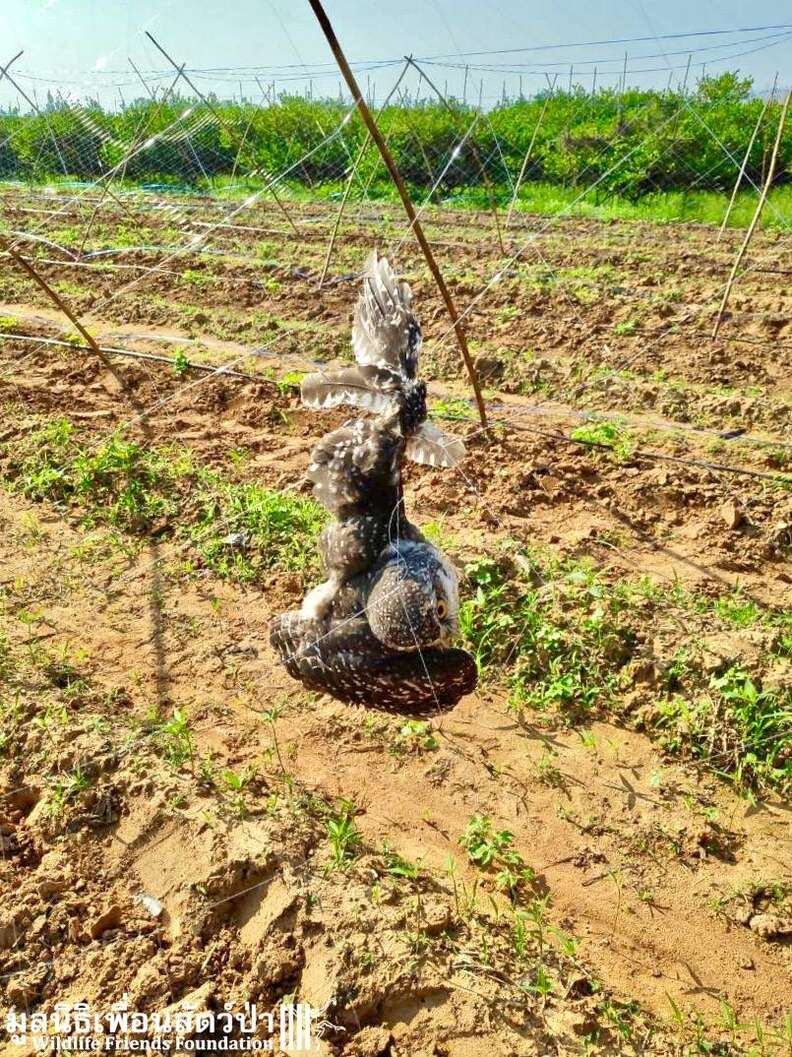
[
  {"x1": 717, "y1": 81, "x2": 775, "y2": 241},
  {"x1": 396, "y1": 85, "x2": 438, "y2": 196},
  {"x1": 406, "y1": 57, "x2": 506, "y2": 255},
  {"x1": 144, "y1": 31, "x2": 299, "y2": 236},
  {"x1": 129, "y1": 57, "x2": 157, "y2": 101},
  {"x1": 319, "y1": 61, "x2": 410, "y2": 288},
  {"x1": 0, "y1": 50, "x2": 24, "y2": 85},
  {"x1": 506, "y1": 74, "x2": 557, "y2": 228},
  {"x1": 2, "y1": 57, "x2": 136, "y2": 229},
  {"x1": 681, "y1": 54, "x2": 692, "y2": 94},
  {"x1": 0, "y1": 233, "x2": 126, "y2": 388},
  {"x1": 307, "y1": 0, "x2": 487, "y2": 431},
  {"x1": 712, "y1": 89, "x2": 791, "y2": 341}
]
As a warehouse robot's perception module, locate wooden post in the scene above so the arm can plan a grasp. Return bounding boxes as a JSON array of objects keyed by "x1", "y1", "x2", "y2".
[
  {"x1": 0, "y1": 233, "x2": 126, "y2": 388},
  {"x1": 145, "y1": 31, "x2": 299, "y2": 235},
  {"x1": 712, "y1": 89, "x2": 792, "y2": 341},
  {"x1": 307, "y1": 0, "x2": 488, "y2": 431},
  {"x1": 717, "y1": 81, "x2": 775, "y2": 241},
  {"x1": 406, "y1": 57, "x2": 506, "y2": 254}
]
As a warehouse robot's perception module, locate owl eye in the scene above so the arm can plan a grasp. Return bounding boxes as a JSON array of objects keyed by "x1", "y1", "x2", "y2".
[{"x1": 436, "y1": 600, "x2": 448, "y2": 620}]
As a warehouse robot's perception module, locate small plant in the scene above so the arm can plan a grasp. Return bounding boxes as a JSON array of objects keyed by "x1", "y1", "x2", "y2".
[
  {"x1": 172, "y1": 348, "x2": 191, "y2": 376},
  {"x1": 429, "y1": 397, "x2": 474, "y2": 421},
  {"x1": 536, "y1": 749, "x2": 564, "y2": 788},
  {"x1": 612, "y1": 319, "x2": 638, "y2": 336},
  {"x1": 220, "y1": 768, "x2": 250, "y2": 792},
  {"x1": 151, "y1": 708, "x2": 194, "y2": 769},
  {"x1": 459, "y1": 814, "x2": 535, "y2": 900},
  {"x1": 190, "y1": 477, "x2": 325, "y2": 581},
  {"x1": 381, "y1": 844, "x2": 421, "y2": 880},
  {"x1": 394, "y1": 719, "x2": 438, "y2": 753},
  {"x1": 180, "y1": 268, "x2": 211, "y2": 288},
  {"x1": 658, "y1": 666, "x2": 791, "y2": 795},
  {"x1": 326, "y1": 801, "x2": 361, "y2": 869},
  {"x1": 275, "y1": 370, "x2": 303, "y2": 397},
  {"x1": 48, "y1": 767, "x2": 90, "y2": 817},
  {"x1": 570, "y1": 420, "x2": 634, "y2": 461}
]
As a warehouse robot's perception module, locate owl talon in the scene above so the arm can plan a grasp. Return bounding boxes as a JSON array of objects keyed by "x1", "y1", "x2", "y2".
[{"x1": 300, "y1": 578, "x2": 339, "y2": 621}]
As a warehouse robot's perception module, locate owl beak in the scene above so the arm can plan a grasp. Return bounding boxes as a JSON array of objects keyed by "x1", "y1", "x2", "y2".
[{"x1": 436, "y1": 616, "x2": 457, "y2": 646}]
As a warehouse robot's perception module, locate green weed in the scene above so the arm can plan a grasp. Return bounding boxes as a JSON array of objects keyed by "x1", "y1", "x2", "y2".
[
  {"x1": 459, "y1": 814, "x2": 535, "y2": 900},
  {"x1": 658, "y1": 667, "x2": 791, "y2": 795},
  {"x1": 190, "y1": 477, "x2": 325, "y2": 581},
  {"x1": 326, "y1": 801, "x2": 361, "y2": 869},
  {"x1": 570, "y1": 420, "x2": 635, "y2": 461},
  {"x1": 150, "y1": 708, "x2": 194, "y2": 769}
]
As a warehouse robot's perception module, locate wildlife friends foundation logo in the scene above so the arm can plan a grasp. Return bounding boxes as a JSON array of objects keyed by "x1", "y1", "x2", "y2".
[{"x1": 4, "y1": 996, "x2": 343, "y2": 1052}]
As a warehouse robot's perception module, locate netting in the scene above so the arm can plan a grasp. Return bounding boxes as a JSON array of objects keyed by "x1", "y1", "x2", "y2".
[{"x1": 0, "y1": 21, "x2": 790, "y2": 793}]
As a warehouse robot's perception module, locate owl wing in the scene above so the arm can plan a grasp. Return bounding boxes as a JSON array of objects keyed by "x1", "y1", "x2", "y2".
[
  {"x1": 352, "y1": 251, "x2": 421, "y2": 380},
  {"x1": 300, "y1": 362, "x2": 403, "y2": 416},
  {"x1": 405, "y1": 419, "x2": 466, "y2": 468}
]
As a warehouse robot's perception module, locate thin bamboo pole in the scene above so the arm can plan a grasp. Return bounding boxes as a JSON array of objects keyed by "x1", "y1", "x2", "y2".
[
  {"x1": 406, "y1": 56, "x2": 505, "y2": 255},
  {"x1": 712, "y1": 89, "x2": 791, "y2": 341},
  {"x1": 717, "y1": 76, "x2": 777, "y2": 241},
  {"x1": 0, "y1": 233, "x2": 126, "y2": 388},
  {"x1": 144, "y1": 31, "x2": 299, "y2": 236},
  {"x1": 306, "y1": 0, "x2": 487, "y2": 431},
  {"x1": 396, "y1": 85, "x2": 437, "y2": 194},
  {"x1": 506, "y1": 74, "x2": 557, "y2": 228},
  {"x1": 319, "y1": 61, "x2": 410, "y2": 288},
  {"x1": 0, "y1": 50, "x2": 24, "y2": 84}
]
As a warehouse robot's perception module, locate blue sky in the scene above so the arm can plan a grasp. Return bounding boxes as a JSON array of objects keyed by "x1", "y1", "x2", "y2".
[{"x1": 1, "y1": 0, "x2": 790, "y2": 109}]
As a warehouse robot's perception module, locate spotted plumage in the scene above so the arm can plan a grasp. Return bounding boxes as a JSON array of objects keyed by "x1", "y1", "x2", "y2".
[{"x1": 270, "y1": 252, "x2": 477, "y2": 712}]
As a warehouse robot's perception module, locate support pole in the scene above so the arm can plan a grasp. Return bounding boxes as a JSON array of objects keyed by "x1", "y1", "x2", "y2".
[
  {"x1": 0, "y1": 50, "x2": 24, "y2": 85},
  {"x1": 681, "y1": 54, "x2": 692, "y2": 94},
  {"x1": 0, "y1": 233, "x2": 126, "y2": 389},
  {"x1": 319, "y1": 61, "x2": 410, "y2": 287},
  {"x1": 306, "y1": 0, "x2": 487, "y2": 431},
  {"x1": 717, "y1": 77, "x2": 776, "y2": 241},
  {"x1": 406, "y1": 57, "x2": 505, "y2": 255},
  {"x1": 712, "y1": 89, "x2": 791, "y2": 341},
  {"x1": 145, "y1": 31, "x2": 299, "y2": 236},
  {"x1": 506, "y1": 74, "x2": 557, "y2": 228}
]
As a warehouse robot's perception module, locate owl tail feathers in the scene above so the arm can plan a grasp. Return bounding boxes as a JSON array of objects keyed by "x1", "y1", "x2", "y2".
[
  {"x1": 300, "y1": 363, "x2": 403, "y2": 415},
  {"x1": 405, "y1": 419, "x2": 466, "y2": 468}
]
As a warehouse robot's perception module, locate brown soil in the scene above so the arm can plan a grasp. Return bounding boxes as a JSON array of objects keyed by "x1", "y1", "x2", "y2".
[{"x1": 1, "y1": 188, "x2": 791, "y2": 1056}]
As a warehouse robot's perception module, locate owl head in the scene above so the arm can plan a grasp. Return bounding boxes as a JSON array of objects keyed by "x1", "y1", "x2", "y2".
[{"x1": 366, "y1": 541, "x2": 460, "y2": 650}]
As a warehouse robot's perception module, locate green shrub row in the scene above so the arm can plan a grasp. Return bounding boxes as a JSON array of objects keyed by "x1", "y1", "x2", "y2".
[{"x1": 1, "y1": 73, "x2": 788, "y2": 198}]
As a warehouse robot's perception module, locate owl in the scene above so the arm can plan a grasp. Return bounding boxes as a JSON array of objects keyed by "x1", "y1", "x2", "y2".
[{"x1": 269, "y1": 253, "x2": 477, "y2": 712}]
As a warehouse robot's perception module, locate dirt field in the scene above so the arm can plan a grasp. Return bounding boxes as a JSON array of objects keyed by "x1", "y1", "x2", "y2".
[{"x1": 1, "y1": 185, "x2": 790, "y2": 1056}]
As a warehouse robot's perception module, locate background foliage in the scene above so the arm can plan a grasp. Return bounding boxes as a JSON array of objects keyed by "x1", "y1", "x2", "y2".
[{"x1": 0, "y1": 73, "x2": 789, "y2": 199}]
